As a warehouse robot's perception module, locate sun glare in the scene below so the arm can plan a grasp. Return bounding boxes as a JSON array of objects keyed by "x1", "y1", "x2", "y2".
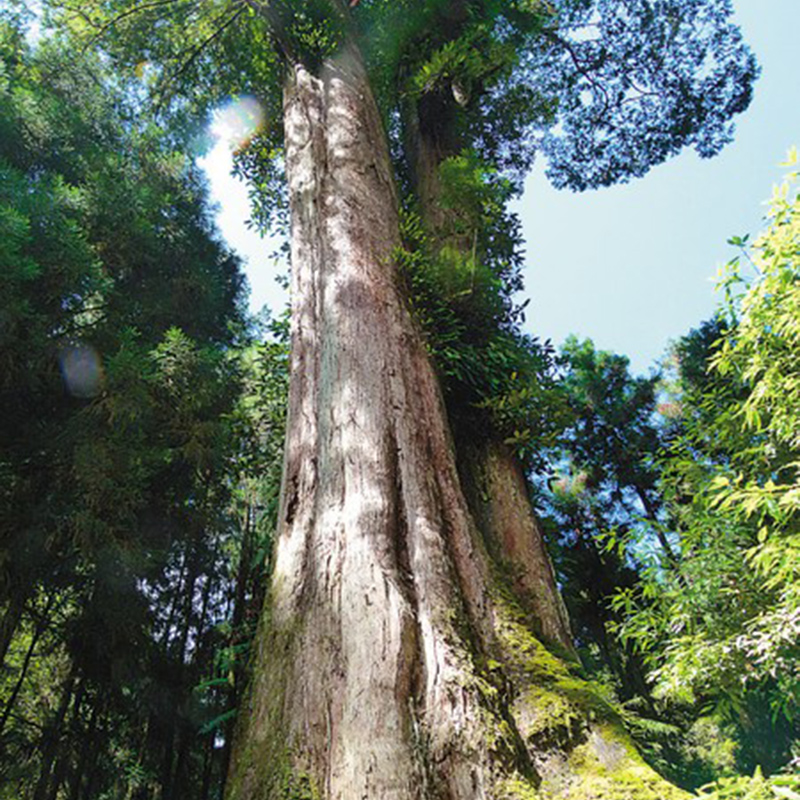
[
  {"x1": 211, "y1": 96, "x2": 265, "y2": 150},
  {"x1": 59, "y1": 344, "x2": 104, "y2": 398}
]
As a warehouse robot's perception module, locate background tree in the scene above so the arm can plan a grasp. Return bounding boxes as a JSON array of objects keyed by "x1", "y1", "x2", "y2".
[
  {"x1": 540, "y1": 339, "x2": 665, "y2": 699},
  {"x1": 0, "y1": 16, "x2": 254, "y2": 799},
  {"x1": 612, "y1": 156, "x2": 800, "y2": 784}
]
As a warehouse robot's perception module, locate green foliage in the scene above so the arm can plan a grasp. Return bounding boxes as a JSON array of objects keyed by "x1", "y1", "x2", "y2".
[
  {"x1": 196, "y1": 315, "x2": 290, "y2": 735},
  {"x1": 696, "y1": 768, "x2": 800, "y2": 800},
  {"x1": 711, "y1": 149, "x2": 800, "y2": 524},
  {"x1": 380, "y1": 0, "x2": 555, "y2": 184},
  {"x1": 408, "y1": 20, "x2": 514, "y2": 101},
  {"x1": 396, "y1": 157, "x2": 569, "y2": 468},
  {"x1": 557, "y1": 336, "x2": 665, "y2": 517},
  {"x1": 0, "y1": 22, "x2": 254, "y2": 800},
  {"x1": 607, "y1": 154, "x2": 800, "y2": 780},
  {"x1": 635, "y1": 157, "x2": 798, "y2": 708},
  {"x1": 541, "y1": 337, "x2": 667, "y2": 708}
]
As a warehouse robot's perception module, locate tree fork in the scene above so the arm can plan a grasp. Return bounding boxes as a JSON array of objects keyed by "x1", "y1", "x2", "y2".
[
  {"x1": 227, "y1": 22, "x2": 688, "y2": 800},
  {"x1": 399, "y1": 89, "x2": 573, "y2": 653}
]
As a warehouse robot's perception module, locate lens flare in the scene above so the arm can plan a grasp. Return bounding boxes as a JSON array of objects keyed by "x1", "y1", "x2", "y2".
[
  {"x1": 59, "y1": 344, "x2": 104, "y2": 398},
  {"x1": 212, "y1": 96, "x2": 265, "y2": 150}
]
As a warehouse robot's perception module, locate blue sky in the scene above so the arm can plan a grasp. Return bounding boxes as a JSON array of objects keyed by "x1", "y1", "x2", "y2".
[{"x1": 200, "y1": 1, "x2": 799, "y2": 375}]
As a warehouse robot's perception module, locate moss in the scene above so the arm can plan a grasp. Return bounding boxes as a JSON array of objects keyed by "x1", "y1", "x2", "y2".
[
  {"x1": 275, "y1": 769, "x2": 321, "y2": 800},
  {"x1": 496, "y1": 724, "x2": 690, "y2": 800},
  {"x1": 552, "y1": 725, "x2": 687, "y2": 799},
  {"x1": 492, "y1": 592, "x2": 572, "y2": 680},
  {"x1": 492, "y1": 592, "x2": 595, "y2": 749},
  {"x1": 498, "y1": 774, "x2": 541, "y2": 800},
  {"x1": 227, "y1": 742, "x2": 321, "y2": 800},
  {"x1": 489, "y1": 587, "x2": 691, "y2": 799},
  {"x1": 225, "y1": 582, "x2": 316, "y2": 800},
  {"x1": 514, "y1": 685, "x2": 585, "y2": 749}
]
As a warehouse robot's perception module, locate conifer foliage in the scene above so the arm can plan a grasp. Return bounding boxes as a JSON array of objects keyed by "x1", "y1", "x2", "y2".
[{"x1": 0, "y1": 13, "x2": 255, "y2": 798}]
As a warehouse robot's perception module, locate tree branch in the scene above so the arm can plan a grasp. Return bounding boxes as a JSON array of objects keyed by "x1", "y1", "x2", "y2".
[
  {"x1": 171, "y1": 4, "x2": 247, "y2": 83},
  {"x1": 541, "y1": 28, "x2": 610, "y2": 114},
  {"x1": 80, "y1": 0, "x2": 197, "y2": 46}
]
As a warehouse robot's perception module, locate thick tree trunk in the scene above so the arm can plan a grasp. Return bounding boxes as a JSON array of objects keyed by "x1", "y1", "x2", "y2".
[
  {"x1": 227, "y1": 33, "x2": 687, "y2": 800},
  {"x1": 401, "y1": 93, "x2": 573, "y2": 656},
  {"x1": 228, "y1": 46, "x2": 497, "y2": 799}
]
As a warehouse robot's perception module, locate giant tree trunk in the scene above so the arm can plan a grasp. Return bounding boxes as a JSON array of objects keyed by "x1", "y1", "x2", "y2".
[{"x1": 226, "y1": 33, "x2": 687, "y2": 800}]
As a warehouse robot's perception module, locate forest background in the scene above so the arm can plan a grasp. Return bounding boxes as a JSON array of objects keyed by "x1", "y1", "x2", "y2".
[{"x1": 0, "y1": 0, "x2": 798, "y2": 799}]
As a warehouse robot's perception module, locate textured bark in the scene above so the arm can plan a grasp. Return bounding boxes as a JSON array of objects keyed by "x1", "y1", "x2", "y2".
[
  {"x1": 227, "y1": 31, "x2": 687, "y2": 800},
  {"x1": 457, "y1": 439, "x2": 572, "y2": 654},
  {"x1": 401, "y1": 93, "x2": 573, "y2": 655},
  {"x1": 228, "y1": 45, "x2": 502, "y2": 800}
]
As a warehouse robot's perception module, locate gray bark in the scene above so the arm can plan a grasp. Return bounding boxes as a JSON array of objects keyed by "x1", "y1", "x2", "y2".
[
  {"x1": 226, "y1": 33, "x2": 687, "y2": 800},
  {"x1": 228, "y1": 46, "x2": 500, "y2": 799}
]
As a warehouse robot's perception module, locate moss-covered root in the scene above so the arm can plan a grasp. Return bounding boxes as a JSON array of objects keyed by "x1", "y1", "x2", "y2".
[{"x1": 493, "y1": 595, "x2": 690, "y2": 800}]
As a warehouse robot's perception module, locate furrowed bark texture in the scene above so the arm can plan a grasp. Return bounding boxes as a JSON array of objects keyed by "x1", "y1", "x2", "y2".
[
  {"x1": 227, "y1": 39, "x2": 688, "y2": 800},
  {"x1": 227, "y1": 47, "x2": 505, "y2": 800},
  {"x1": 402, "y1": 94, "x2": 573, "y2": 655},
  {"x1": 456, "y1": 439, "x2": 572, "y2": 655}
]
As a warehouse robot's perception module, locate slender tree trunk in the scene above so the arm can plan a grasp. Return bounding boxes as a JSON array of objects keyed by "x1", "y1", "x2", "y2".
[
  {"x1": 0, "y1": 585, "x2": 27, "y2": 668},
  {"x1": 67, "y1": 700, "x2": 99, "y2": 800},
  {"x1": 157, "y1": 540, "x2": 201, "y2": 800},
  {"x1": 170, "y1": 731, "x2": 192, "y2": 800},
  {"x1": 227, "y1": 30, "x2": 687, "y2": 800},
  {"x1": 160, "y1": 549, "x2": 189, "y2": 647},
  {"x1": 159, "y1": 717, "x2": 176, "y2": 800},
  {"x1": 171, "y1": 550, "x2": 217, "y2": 800},
  {"x1": 635, "y1": 485, "x2": 680, "y2": 564},
  {"x1": 45, "y1": 675, "x2": 86, "y2": 800},
  {"x1": 0, "y1": 627, "x2": 38, "y2": 736},
  {"x1": 0, "y1": 594, "x2": 54, "y2": 736},
  {"x1": 221, "y1": 497, "x2": 254, "y2": 783},
  {"x1": 176, "y1": 539, "x2": 200, "y2": 666},
  {"x1": 33, "y1": 664, "x2": 76, "y2": 800},
  {"x1": 200, "y1": 736, "x2": 216, "y2": 800},
  {"x1": 77, "y1": 711, "x2": 105, "y2": 800}
]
